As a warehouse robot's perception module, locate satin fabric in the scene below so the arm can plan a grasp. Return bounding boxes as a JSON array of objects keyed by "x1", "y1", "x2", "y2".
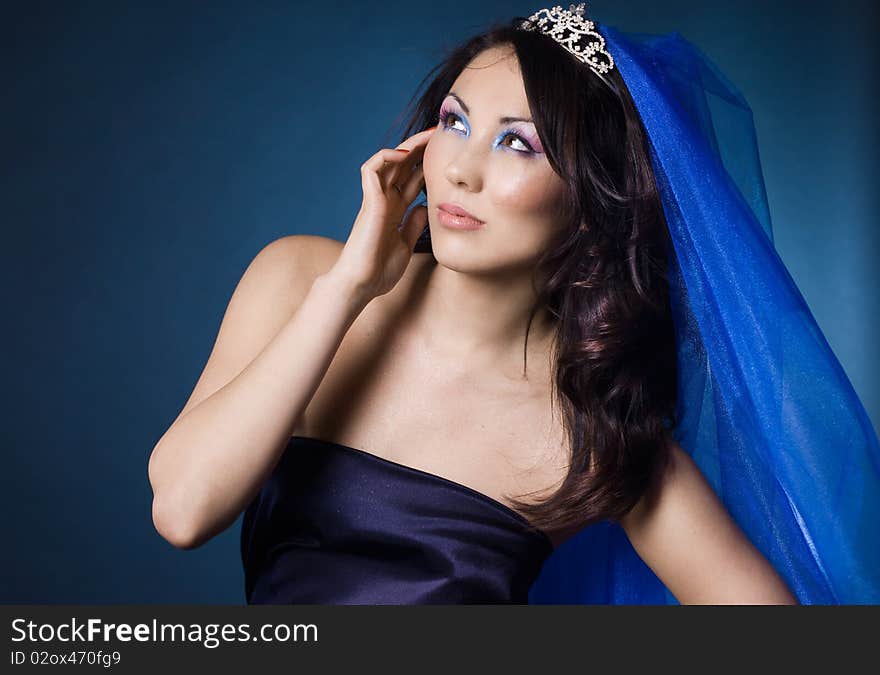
[
  {"x1": 241, "y1": 436, "x2": 554, "y2": 604},
  {"x1": 527, "y1": 23, "x2": 880, "y2": 604}
]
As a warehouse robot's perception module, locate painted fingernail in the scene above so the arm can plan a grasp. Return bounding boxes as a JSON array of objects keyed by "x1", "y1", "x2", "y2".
[{"x1": 395, "y1": 148, "x2": 410, "y2": 153}]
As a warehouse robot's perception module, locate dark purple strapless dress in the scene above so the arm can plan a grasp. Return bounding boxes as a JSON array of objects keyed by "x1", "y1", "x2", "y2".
[{"x1": 240, "y1": 435, "x2": 554, "y2": 604}]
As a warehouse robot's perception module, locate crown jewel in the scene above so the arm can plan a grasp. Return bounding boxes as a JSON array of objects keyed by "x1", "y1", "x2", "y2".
[{"x1": 519, "y1": 4, "x2": 615, "y2": 80}]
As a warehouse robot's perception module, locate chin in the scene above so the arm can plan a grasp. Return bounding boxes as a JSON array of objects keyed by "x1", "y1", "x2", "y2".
[
  {"x1": 429, "y1": 237, "x2": 491, "y2": 274},
  {"x1": 430, "y1": 240, "x2": 526, "y2": 280}
]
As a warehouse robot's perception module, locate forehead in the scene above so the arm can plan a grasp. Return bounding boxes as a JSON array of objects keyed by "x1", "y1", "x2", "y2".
[{"x1": 448, "y1": 46, "x2": 529, "y2": 113}]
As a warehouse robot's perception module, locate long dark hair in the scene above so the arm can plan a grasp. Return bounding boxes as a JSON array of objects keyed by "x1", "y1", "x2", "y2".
[{"x1": 392, "y1": 17, "x2": 678, "y2": 534}]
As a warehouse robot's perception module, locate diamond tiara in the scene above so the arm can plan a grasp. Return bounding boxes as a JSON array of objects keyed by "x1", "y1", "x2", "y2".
[{"x1": 519, "y1": 3, "x2": 615, "y2": 84}]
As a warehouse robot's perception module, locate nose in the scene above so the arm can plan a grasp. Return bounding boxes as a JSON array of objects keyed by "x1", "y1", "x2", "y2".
[{"x1": 443, "y1": 141, "x2": 485, "y2": 192}]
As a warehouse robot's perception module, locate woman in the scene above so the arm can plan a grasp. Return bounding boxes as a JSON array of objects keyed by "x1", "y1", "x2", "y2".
[{"x1": 147, "y1": 5, "x2": 880, "y2": 604}]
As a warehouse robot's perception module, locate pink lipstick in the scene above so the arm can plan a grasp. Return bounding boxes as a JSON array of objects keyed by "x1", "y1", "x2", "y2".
[{"x1": 437, "y1": 202, "x2": 485, "y2": 230}]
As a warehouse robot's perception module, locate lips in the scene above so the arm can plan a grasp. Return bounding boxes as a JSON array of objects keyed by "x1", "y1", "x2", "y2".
[
  {"x1": 437, "y1": 202, "x2": 484, "y2": 223},
  {"x1": 436, "y1": 204, "x2": 485, "y2": 230}
]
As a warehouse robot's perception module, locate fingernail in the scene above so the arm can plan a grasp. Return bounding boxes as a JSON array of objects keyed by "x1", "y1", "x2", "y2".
[
  {"x1": 396, "y1": 148, "x2": 410, "y2": 153},
  {"x1": 426, "y1": 125, "x2": 438, "y2": 131}
]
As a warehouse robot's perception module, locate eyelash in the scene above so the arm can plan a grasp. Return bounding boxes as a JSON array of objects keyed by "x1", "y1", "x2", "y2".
[{"x1": 437, "y1": 109, "x2": 534, "y2": 154}]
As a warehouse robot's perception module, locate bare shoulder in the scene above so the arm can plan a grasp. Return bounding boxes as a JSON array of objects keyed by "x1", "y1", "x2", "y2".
[
  {"x1": 275, "y1": 234, "x2": 344, "y2": 273},
  {"x1": 171, "y1": 233, "x2": 343, "y2": 422},
  {"x1": 255, "y1": 233, "x2": 343, "y2": 285},
  {"x1": 237, "y1": 234, "x2": 344, "y2": 315}
]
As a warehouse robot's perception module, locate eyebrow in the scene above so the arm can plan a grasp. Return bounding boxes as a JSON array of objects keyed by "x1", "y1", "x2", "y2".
[{"x1": 447, "y1": 91, "x2": 533, "y2": 125}]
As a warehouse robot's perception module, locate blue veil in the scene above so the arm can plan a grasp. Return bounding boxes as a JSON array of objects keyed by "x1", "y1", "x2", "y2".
[{"x1": 527, "y1": 22, "x2": 880, "y2": 604}]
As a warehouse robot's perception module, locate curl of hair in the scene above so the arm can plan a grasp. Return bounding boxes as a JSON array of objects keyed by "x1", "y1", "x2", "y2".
[{"x1": 392, "y1": 18, "x2": 679, "y2": 535}]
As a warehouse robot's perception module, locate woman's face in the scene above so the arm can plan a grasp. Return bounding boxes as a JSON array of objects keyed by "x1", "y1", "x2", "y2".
[{"x1": 422, "y1": 45, "x2": 568, "y2": 276}]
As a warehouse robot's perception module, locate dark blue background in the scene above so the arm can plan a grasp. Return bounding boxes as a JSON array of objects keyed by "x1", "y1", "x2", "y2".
[{"x1": 3, "y1": 0, "x2": 877, "y2": 602}]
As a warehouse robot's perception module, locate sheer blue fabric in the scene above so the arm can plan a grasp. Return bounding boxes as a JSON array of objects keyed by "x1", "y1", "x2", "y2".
[{"x1": 528, "y1": 23, "x2": 880, "y2": 605}]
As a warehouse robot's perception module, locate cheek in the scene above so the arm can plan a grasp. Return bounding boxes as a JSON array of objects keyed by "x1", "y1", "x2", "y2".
[{"x1": 488, "y1": 167, "x2": 565, "y2": 221}]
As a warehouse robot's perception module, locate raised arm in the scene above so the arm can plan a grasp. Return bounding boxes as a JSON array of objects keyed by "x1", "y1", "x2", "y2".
[
  {"x1": 148, "y1": 234, "x2": 366, "y2": 549},
  {"x1": 619, "y1": 440, "x2": 799, "y2": 605},
  {"x1": 148, "y1": 126, "x2": 435, "y2": 550}
]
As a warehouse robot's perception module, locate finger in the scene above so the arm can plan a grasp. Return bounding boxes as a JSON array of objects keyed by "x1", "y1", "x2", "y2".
[
  {"x1": 399, "y1": 204, "x2": 429, "y2": 252},
  {"x1": 382, "y1": 136, "x2": 430, "y2": 192},
  {"x1": 385, "y1": 137, "x2": 433, "y2": 196},
  {"x1": 381, "y1": 150, "x2": 413, "y2": 193},
  {"x1": 361, "y1": 127, "x2": 437, "y2": 197},
  {"x1": 398, "y1": 161, "x2": 425, "y2": 205},
  {"x1": 395, "y1": 126, "x2": 439, "y2": 152},
  {"x1": 383, "y1": 126, "x2": 436, "y2": 187},
  {"x1": 381, "y1": 147, "x2": 416, "y2": 192},
  {"x1": 361, "y1": 147, "x2": 411, "y2": 197}
]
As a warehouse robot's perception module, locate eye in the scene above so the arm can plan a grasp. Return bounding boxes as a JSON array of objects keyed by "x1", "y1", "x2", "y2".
[
  {"x1": 438, "y1": 108, "x2": 535, "y2": 154},
  {"x1": 439, "y1": 109, "x2": 466, "y2": 132},
  {"x1": 501, "y1": 132, "x2": 532, "y2": 153}
]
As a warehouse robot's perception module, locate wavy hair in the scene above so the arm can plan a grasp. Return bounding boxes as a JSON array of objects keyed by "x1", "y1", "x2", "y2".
[{"x1": 392, "y1": 18, "x2": 678, "y2": 534}]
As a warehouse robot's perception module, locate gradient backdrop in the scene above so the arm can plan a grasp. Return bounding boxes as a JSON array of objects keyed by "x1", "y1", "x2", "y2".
[{"x1": 2, "y1": 0, "x2": 877, "y2": 602}]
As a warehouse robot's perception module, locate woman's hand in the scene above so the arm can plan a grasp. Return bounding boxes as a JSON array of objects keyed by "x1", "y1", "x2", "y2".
[{"x1": 330, "y1": 127, "x2": 436, "y2": 300}]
